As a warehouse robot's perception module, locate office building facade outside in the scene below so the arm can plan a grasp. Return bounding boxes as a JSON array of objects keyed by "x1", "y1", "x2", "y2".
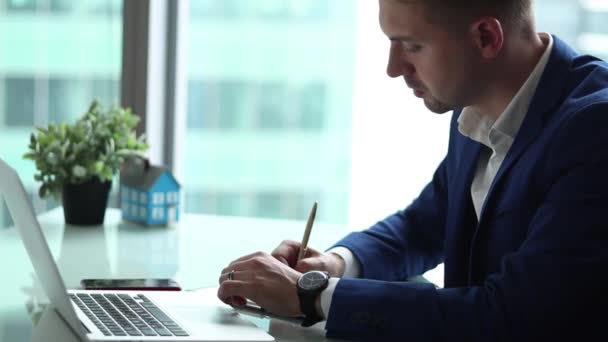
[{"x1": 1, "y1": 0, "x2": 607, "y2": 229}]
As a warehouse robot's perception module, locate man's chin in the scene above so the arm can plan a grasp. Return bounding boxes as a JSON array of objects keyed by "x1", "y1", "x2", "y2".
[{"x1": 423, "y1": 97, "x2": 452, "y2": 114}]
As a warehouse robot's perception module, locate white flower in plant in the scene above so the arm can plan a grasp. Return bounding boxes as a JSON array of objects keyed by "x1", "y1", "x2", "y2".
[
  {"x1": 72, "y1": 165, "x2": 87, "y2": 178},
  {"x1": 46, "y1": 152, "x2": 58, "y2": 165}
]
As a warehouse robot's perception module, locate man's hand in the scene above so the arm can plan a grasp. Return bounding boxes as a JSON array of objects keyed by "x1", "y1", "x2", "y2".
[
  {"x1": 271, "y1": 240, "x2": 346, "y2": 277},
  {"x1": 217, "y1": 252, "x2": 303, "y2": 317}
]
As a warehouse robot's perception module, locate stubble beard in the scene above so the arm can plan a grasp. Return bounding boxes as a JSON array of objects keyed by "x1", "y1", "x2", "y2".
[
  {"x1": 423, "y1": 94, "x2": 452, "y2": 114},
  {"x1": 407, "y1": 79, "x2": 453, "y2": 114}
]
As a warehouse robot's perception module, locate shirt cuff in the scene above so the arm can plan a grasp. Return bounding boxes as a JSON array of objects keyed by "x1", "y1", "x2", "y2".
[
  {"x1": 328, "y1": 246, "x2": 361, "y2": 278},
  {"x1": 320, "y1": 277, "x2": 340, "y2": 319}
]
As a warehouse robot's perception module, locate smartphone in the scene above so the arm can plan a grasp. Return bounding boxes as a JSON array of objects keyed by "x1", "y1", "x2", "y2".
[{"x1": 80, "y1": 278, "x2": 182, "y2": 291}]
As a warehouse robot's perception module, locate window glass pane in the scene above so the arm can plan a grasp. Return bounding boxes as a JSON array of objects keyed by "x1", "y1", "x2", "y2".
[
  {"x1": 535, "y1": 0, "x2": 608, "y2": 60},
  {"x1": 297, "y1": 82, "x2": 325, "y2": 130},
  {"x1": 4, "y1": 78, "x2": 35, "y2": 127},
  {"x1": 256, "y1": 82, "x2": 287, "y2": 130},
  {"x1": 0, "y1": 0, "x2": 122, "y2": 229},
  {"x1": 184, "y1": 0, "x2": 354, "y2": 223},
  {"x1": 4, "y1": 0, "x2": 37, "y2": 12}
]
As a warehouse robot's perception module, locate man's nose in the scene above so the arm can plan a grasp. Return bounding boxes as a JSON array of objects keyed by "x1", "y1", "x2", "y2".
[{"x1": 386, "y1": 44, "x2": 415, "y2": 78}]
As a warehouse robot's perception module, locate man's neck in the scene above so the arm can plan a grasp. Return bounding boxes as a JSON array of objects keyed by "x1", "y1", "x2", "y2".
[{"x1": 472, "y1": 33, "x2": 546, "y2": 120}]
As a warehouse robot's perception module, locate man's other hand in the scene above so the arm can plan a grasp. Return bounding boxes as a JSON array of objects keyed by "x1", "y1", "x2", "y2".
[
  {"x1": 271, "y1": 240, "x2": 346, "y2": 277},
  {"x1": 218, "y1": 252, "x2": 302, "y2": 317}
]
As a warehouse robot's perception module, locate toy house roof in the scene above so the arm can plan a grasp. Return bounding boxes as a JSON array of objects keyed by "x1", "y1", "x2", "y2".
[{"x1": 120, "y1": 158, "x2": 180, "y2": 190}]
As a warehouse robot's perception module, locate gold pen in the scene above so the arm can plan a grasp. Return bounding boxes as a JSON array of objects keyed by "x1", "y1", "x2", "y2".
[{"x1": 297, "y1": 201, "x2": 318, "y2": 262}]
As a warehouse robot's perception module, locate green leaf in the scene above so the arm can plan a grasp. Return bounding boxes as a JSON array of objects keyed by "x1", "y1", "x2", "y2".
[{"x1": 24, "y1": 98, "x2": 148, "y2": 198}]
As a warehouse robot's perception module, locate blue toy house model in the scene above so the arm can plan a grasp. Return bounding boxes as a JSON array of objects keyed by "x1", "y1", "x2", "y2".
[{"x1": 120, "y1": 158, "x2": 181, "y2": 225}]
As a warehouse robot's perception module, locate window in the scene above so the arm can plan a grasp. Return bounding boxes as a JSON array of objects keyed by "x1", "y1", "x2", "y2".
[
  {"x1": 166, "y1": 192, "x2": 178, "y2": 204},
  {"x1": 153, "y1": 192, "x2": 165, "y2": 205},
  {"x1": 139, "y1": 192, "x2": 148, "y2": 204},
  {"x1": 152, "y1": 207, "x2": 164, "y2": 220},
  {"x1": 121, "y1": 188, "x2": 129, "y2": 201},
  {"x1": 5, "y1": 0, "x2": 36, "y2": 12},
  {"x1": 190, "y1": 0, "x2": 330, "y2": 21},
  {"x1": 535, "y1": 0, "x2": 608, "y2": 60},
  {"x1": 297, "y1": 82, "x2": 325, "y2": 130},
  {"x1": 256, "y1": 82, "x2": 287, "y2": 130},
  {"x1": 4, "y1": 78, "x2": 35, "y2": 127},
  {"x1": 0, "y1": 0, "x2": 122, "y2": 228},
  {"x1": 183, "y1": 0, "x2": 356, "y2": 223}
]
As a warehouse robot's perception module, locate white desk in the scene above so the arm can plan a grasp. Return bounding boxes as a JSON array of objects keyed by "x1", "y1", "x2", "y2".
[{"x1": 0, "y1": 208, "x2": 353, "y2": 341}]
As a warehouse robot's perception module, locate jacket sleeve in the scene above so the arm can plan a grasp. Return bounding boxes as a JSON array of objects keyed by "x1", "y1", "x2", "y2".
[{"x1": 324, "y1": 106, "x2": 608, "y2": 341}]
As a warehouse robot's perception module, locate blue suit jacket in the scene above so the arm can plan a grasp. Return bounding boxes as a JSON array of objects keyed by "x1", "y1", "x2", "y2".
[{"x1": 326, "y1": 36, "x2": 608, "y2": 341}]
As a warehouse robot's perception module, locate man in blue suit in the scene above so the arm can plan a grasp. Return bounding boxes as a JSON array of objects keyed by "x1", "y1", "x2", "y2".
[{"x1": 218, "y1": 0, "x2": 608, "y2": 340}]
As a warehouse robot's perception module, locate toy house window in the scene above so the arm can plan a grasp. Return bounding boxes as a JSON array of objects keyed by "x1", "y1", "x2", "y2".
[
  {"x1": 131, "y1": 205, "x2": 138, "y2": 217},
  {"x1": 152, "y1": 207, "x2": 164, "y2": 220},
  {"x1": 121, "y1": 188, "x2": 129, "y2": 201},
  {"x1": 140, "y1": 192, "x2": 148, "y2": 204},
  {"x1": 139, "y1": 206, "x2": 147, "y2": 218},
  {"x1": 167, "y1": 192, "x2": 177, "y2": 203},
  {"x1": 153, "y1": 192, "x2": 165, "y2": 205},
  {"x1": 122, "y1": 203, "x2": 129, "y2": 213},
  {"x1": 131, "y1": 190, "x2": 138, "y2": 202}
]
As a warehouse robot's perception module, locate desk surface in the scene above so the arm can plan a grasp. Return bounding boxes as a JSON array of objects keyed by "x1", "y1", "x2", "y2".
[{"x1": 0, "y1": 208, "x2": 353, "y2": 341}]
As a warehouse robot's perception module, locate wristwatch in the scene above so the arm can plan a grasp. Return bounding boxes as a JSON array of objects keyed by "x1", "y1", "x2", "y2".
[{"x1": 297, "y1": 270, "x2": 330, "y2": 327}]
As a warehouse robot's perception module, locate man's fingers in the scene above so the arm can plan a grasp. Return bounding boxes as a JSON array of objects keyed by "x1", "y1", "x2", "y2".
[
  {"x1": 216, "y1": 286, "x2": 247, "y2": 307},
  {"x1": 294, "y1": 258, "x2": 317, "y2": 273},
  {"x1": 218, "y1": 280, "x2": 253, "y2": 303},
  {"x1": 271, "y1": 240, "x2": 300, "y2": 266},
  {"x1": 219, "y1": 268, "x2": 261, "y2": 284},
  {"x1": 274, "y1": 255, "x2": 289, "y2": 265},
  {"x1": 226, "y1": 251, "x2": 266, "y2": 268},
  {"x1": 218, "y1": 269, "x2": 239, "y2": 283},
  {"x1": 220, "y1": 257, "x2": 260, "y2": 279},
  {"x1": 229, "y1": 296, "x2": 247, "y2": 306},
  {"x1": 294, "y1": 252, "x2": 344, "y2": 276}
]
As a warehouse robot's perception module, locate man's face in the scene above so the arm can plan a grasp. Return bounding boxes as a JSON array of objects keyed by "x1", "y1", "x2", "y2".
[{"x1": 379, "y1": 0, "x2": 480, "y2": 114}]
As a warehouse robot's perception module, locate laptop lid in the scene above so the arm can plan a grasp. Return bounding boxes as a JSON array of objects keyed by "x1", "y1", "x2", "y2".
[{"x1": 0, "y1": 159, "x2": 88, "y2": 340}]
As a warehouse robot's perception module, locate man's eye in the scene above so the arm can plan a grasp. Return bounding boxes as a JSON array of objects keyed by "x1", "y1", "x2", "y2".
[{"x1": 402, "y1": 43, "x2": 422, "y2": 53}]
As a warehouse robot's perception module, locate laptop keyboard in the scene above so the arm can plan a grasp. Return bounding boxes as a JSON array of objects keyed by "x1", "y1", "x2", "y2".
[{"x1": 70, "y1": 293, "x2": 189, "y2": 337}]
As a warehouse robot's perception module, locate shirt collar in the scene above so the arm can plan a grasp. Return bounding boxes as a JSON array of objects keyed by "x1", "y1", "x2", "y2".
[{"x1": 458, "y1": 33, "x2": 554, "y2": 155}]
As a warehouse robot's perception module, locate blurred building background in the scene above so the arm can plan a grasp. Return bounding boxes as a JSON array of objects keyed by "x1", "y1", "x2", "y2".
[{"x1": 1, "y1": 0, "x2": 608, "y2": 230}]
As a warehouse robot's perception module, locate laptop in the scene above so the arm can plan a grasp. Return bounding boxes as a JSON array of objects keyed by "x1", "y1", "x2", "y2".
[{"x1": 0, "y1": 158, "x2": 274, "y2": 342}]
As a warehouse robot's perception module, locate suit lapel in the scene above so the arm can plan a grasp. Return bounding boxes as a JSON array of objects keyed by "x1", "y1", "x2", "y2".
[{"x1": 478, "y1": 35, "x2": 576, "y2": 224}]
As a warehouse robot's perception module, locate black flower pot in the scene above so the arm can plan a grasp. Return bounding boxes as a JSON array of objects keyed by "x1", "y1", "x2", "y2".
[{"x1": 62, "y1": 178, "x2": 112, "y2": 225}]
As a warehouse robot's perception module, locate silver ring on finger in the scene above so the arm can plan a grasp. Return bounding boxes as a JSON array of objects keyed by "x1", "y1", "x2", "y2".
[{"x1": 228, "y1": 270, "x2": 235, "y2": 281}]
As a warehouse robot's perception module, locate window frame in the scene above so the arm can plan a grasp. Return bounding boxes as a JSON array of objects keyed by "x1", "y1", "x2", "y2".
[{"x1": 120, "y1": 0, "x2": 188, "y2": 180}]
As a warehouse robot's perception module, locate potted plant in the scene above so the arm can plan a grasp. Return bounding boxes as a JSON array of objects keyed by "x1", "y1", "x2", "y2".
[{"x1": 23, "y1": 99, "x2": 148, "y2": 225}]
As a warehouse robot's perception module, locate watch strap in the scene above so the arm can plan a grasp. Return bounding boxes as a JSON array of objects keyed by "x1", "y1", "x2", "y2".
[{"x1": 299, "y1": 291, "x2": 324, "y2": 327}]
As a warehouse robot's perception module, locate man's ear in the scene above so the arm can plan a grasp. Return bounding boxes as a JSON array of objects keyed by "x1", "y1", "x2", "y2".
[{"x1": 469, "y1": 17, "x2": 504, "y2": 59}]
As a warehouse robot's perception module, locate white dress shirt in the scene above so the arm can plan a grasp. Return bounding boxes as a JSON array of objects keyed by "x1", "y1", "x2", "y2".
[{"x1": 318, "y1": 33, "x2": 554, "y2": 320}]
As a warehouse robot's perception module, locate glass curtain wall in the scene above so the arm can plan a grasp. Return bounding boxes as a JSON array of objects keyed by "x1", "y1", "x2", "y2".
[
  {"x1": 0, "y1": 0, "x2": 603, "y2": 243},
  {"x1": 181, "y1": 0, "x2": 608, "y2": 227},
  {"x1": 0, "y1": 0, "x2": 122, "y2": 228},
  {"x1": 183, "y1": 0, "x2": 355, "y2": 223}
]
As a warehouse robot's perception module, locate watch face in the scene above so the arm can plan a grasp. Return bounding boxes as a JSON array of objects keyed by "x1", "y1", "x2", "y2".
[{"x1": 298, "y1": 271, "x2": 328, "y2": 291}]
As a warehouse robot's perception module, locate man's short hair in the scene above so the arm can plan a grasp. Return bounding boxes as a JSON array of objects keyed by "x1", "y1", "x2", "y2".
[{"x1": 394, "y1": 0, "x2": 533, "y2": 31}]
